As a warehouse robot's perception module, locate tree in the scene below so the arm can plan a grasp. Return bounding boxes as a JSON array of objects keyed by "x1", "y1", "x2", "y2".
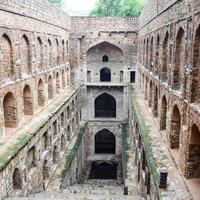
[
  {"x1": 90, "y1": 0, "x2": 144, "y2": 17},
  {"x1": 121, "y1": 0, "x2": 144, "y2": 17},
  {"x1": 90, "y1": 0, "x2": 123, "y2": 17},
  {"x1": 48, "y1": 0, "x2": 63, "y2": 7}
]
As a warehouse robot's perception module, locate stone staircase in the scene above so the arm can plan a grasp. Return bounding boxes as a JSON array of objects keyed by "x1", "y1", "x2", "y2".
[{"x1": 7, "y1": 184, "x2": 134, "y2": 200}]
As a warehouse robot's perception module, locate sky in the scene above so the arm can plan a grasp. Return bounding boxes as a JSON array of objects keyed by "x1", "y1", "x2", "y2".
[{"x1": 64, "y1": 0, "x2": 97, "y2": 15}]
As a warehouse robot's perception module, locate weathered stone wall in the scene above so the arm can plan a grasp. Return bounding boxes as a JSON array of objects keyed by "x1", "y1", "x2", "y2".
[
  {"x1": 81, "y1": 86, "x2": 128, "y2": 122},
  {"x1": 0, "y1": 89, "x2": 81, "y2": 199},
  {"x1": 0, "y1": 0, "x2": 71, "y2": 139},
  {"x1": 0, "y1": 0, "x2": 71, "y2": 30},
  {"x1": 70, "y1": 17, "x2": 138, "y2": 85},
  {"x1": 137, "y1": 0, "x2": 200, "y2": 187}
]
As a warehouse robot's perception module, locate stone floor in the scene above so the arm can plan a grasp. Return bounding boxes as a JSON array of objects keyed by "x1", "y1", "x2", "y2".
[{"x1": 6, "y1": 183, "x2": 136, "y2": 200}]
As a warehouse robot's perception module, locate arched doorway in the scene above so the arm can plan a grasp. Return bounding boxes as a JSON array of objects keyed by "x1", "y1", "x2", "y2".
[
  {"x1": 100, "y1": 67, "x2": 111, "y2": 82},
  {"x1": 153, "y1": 86, "x2": 158, "y2": 117},
  {"x1": 148, "y1": 81, "x2": 153, "y2": 107},
  {"x1": 53, "y1": 146, "x2": 59, "y2": 164},
  {"x1": 48, "y1": 76, "x2": 53, "y2": 99},
  {"x1": 38, "y1": 79, "x2": 45, "y2": 106},
  {"x1": 23, "y1": 85, "x2": 33, "y2": 115},
  {"x1": 162, "y1": 32, "x2": 169, "y2": 81},
  {"x1": 62, "y1": 70, "x2": 66, "y2": 88},
  {"x1": 95, "y1": 93, "x2": 116, "y2": 118},
  {"x1": 185, "y1": 124, "x2": 200, "y2": 178},
  {"x1": 13, "y1": 168, "x2": 22, "y2": 191},
  {"x1": 95, "y1": 129, "x2": 116, "y2": 154},
  {"x1": 1, "y1": 34, "x2": 13, "y2": 80},
  {"x1": 3, "y1": 92, "x2": 18, "y2": 128},
  {"x1": 160, "y1": 95, "x2": 167, "y2": 130},
  {"x1": 56, "y1": 72, "x2": 60, "y2": 94},
  {"x1": 102, "y1": 55, "x2": 109, "y2": 62},
  {"x1": 174, "y1": 27, "x2": 184, "y2": 90},
  {"x1": 191, "y1": 25, "x2": 200, "y2": 103},
  {"x1": 43, "y1": 160, "x2": 49, "y2": 181},
  {"x1": 170, "y1": 105, "x2": 181, "y2": 149}
]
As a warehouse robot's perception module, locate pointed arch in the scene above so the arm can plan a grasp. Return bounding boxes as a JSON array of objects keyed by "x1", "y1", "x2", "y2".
[
  {"x1": 56, "y1": 72, "x2": 60, "y2": 93},
  {"x1": 95, "y1": 93, "x2": 116, "y2": 118},
  {"x1": 3, "y1": 92, "x2": 18, "y2": 128},
  {"x1": 162, "y1": 31, "x2": 169, "y2": 81},
  {"x1": 13, "y1": 168, "x2": 22, "y2": 191},
  {"x1": 191, "y1": 25, "x2": 200, "y2": 103},
  {"x1": 21, "y1": 35, "x2": 31, "y2": 74},
  {"x1": 170, "y1": 105, "x2": 181, "y2": 149},
  {"x1": 23, "y1": 85, "x2": 33, "y2": 115},
  {"x1": 174, "y1": 27, "x2": 185, "y2": 90},
  {"x1": 37, "y1": 37, "x2": 43, "y2": 71},
  {"x1": 38, "y1": 79, "x2": 45, "y2": 106},
  {"x1": 160, "y1": 95, "x2": 167, "y2": 130},
  {"x1": 95, "y1": 129, "x2": 116, "y2": 154},
  {"x1": 47, "y1": 39, "x2": 52, "y2": 67},
  {"x1": 48, "y1": 75, "x2": 53, "y2": 99},
  {"x1": 1, "y1": 34, "x2": 13, "y2": 80},
  {"x1": 155, "y1": 34, "x2": 160, "y2": 74},
  {"x1": 100, "y1": 67, "x2": 111, "y2": 82},
  {"x1": 53, "y1": 146, "x2": 59, "y2": 164}
]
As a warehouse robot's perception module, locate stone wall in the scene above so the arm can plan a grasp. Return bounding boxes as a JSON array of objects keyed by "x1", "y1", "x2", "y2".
[
  {"x1": 0, "y1": 0, "x2": 71, "y2": 139},
  {"x1": 70, "y1": 17, "x2": 138, "y2": 86},
  {"x1": 137, "y1": 0, "x2": 200, "y2": 189},
  {"x1": 0, "y1": 88, "x2": 81, "y2": 199},
  {"x1": 0, "y1": 0, "x2": 71, "y2": 30}
]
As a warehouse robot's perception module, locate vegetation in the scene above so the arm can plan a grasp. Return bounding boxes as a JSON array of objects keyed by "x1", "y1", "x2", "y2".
[
  {"x1": 90, "y1": 0, "x2": 144, "y2": 17},
  {"x1": 61, "y1": 124, "x2": 87, "y2": 179},
  {"x1": 48, "y1": 0, "x2": 63, "y2": 7},
  {"x1": 122, "y1": 122, "x2": 129, "y2": 179},
  {"x1": 130, "y1": 86, "x2": 160, "y2": 184}
]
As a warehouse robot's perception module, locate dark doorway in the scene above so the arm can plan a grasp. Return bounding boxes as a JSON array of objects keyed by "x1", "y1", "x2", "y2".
[
  {"x1": 130, "y1": 71, "x2": 136, "y2": 83},
  {"x1": 100, "y1": 67, "x2": 111, "y2": 82},
  {"x1": 102, "y1": 55, "x2": 109, "y2": 62},
  {"x1": 89, "y1": 162, "x2": 117, "y2": 179},
  {"x1": 95, "y1": 93, "x2": 116, "y2": 118},
  {"x1": 95, "y1": 129, "x2": 116, "y2": 154}
]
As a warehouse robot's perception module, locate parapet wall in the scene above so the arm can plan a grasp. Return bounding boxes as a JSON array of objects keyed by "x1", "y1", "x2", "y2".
[
  {"x1": 0, "y1": 0, "x2": 71, "y2": 30},
  {"x1": 139, "y1": 0, "x2": 178, "y2": 29},
  {"x1": 71, "y1": 17, "x2": 139, "y2": 32}
]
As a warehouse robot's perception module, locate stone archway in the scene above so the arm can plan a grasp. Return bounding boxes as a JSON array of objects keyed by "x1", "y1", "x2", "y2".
[
  {"x1": 95, "y1": 129, "x2": 116, "y2": 154},
  {"x1": 43, "y1": 160, "x2": 49, "y2": 181},
  {"x1": 170, "y1": 105, "x2": 181, "y2": 149},
  {"x1": 162, "y1": 31, "x2": 169, "y2": 81},
  {"x1": 48, "y1": 75, "x2": 53, "y2": 99},
  {"x1": 23, "y1": 85, "x2": 33, "y2": 115},
  {"x1": 38, "y1": 79, "x2": 45, "y2": 106},
  {"x1": 53, "y1": 146, "x2": 59, "y2": 164},
  {"x1": 56, "y1": 72, "x2": 60, "y2": 94},
  {"x1": 100, "y1": 67, "x2": 111, "y2": 82},
  {"x1": 13, "y1": 168, "x2": 22, "y2": 191},
  {"x1": 185, "y1": 124, "x2": 200, "y2": 178},
  {"x1": 94, "y1": 93, "x2": 116, "y2": 118},
  {"x1": 160, "y1": 95, "x2": 167, "y2": 130},
  {"x1": 148, "y1": 81, "x2": 153, "y2": 107},
  {"x1": 153, "y1": 86, "x2": 158, "y2": 117},
  {"x1": 3, "y1": 92, "x2": 18, "y2": 128},
  {"x1": 174, "y1": 27, "x2": 184, "y2": 90}
]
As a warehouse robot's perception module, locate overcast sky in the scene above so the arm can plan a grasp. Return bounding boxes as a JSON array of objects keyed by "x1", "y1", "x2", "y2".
[{"x1": 64, "y1": 0, "x2": 96, "y2": 15}]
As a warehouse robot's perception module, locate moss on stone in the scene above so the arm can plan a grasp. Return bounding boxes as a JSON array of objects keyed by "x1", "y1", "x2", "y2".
[
  {"x1": 130, "y1": 86, "x2": 160, "y2": 186},
  {"x1": 61, "y1": 123, "x2": 87, "y2": 178}
]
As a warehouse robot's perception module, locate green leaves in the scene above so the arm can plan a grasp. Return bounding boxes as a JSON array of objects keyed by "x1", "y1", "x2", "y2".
[{"x1": 90, "y1": 0, "x2": 144, "y2": 17}]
